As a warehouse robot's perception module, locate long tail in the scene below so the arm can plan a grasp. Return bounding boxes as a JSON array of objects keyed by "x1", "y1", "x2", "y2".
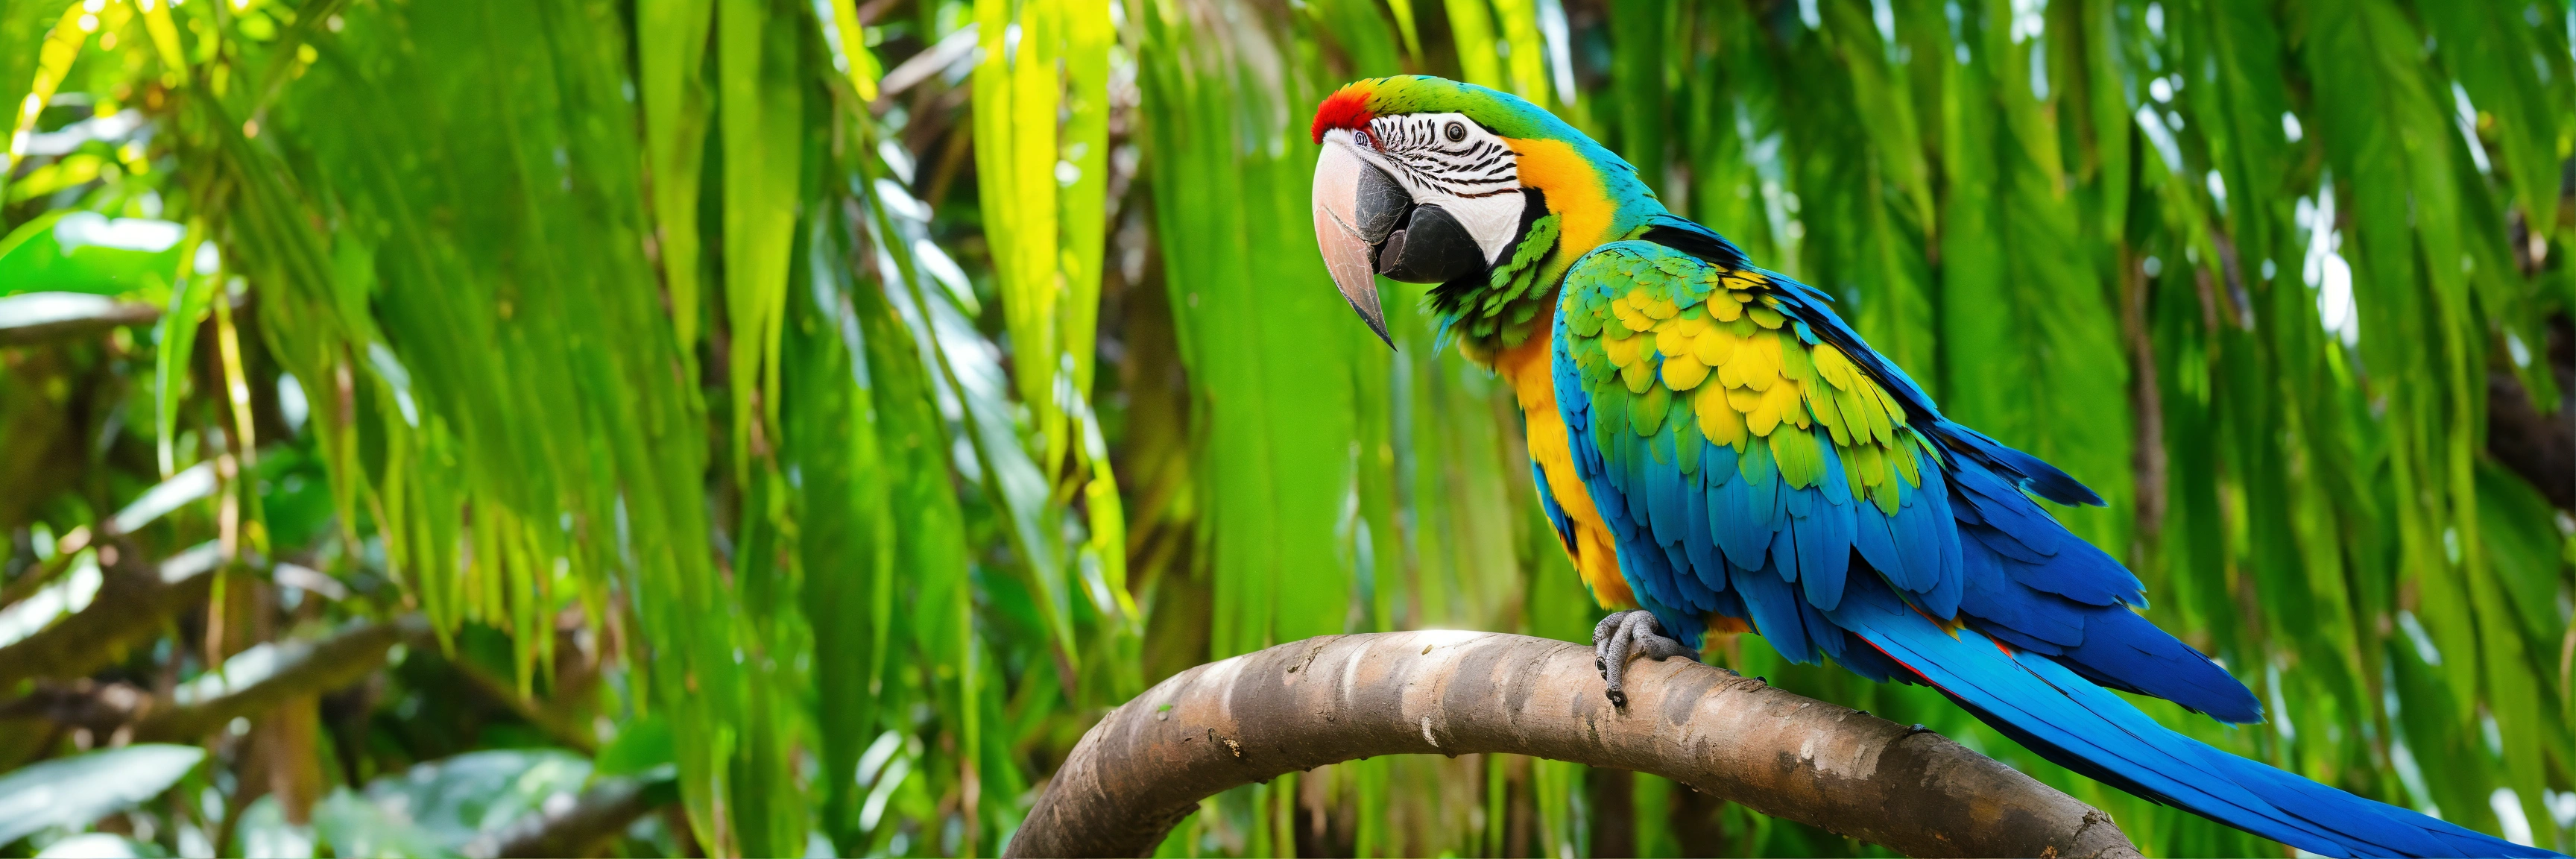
[{"x1": 1829, "y1": 585, "x2": 2559, "y2": 859}]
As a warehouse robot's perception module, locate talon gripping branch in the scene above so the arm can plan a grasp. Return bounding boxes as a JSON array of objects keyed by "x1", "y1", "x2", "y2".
[{"x1": 1308, "y1": 74, "x2": 2557, "y2": 859}]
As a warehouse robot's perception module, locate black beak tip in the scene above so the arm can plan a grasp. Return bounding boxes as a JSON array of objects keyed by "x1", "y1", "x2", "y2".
[{"x1": 1342, "y1": 295, "x2": 1395, "y2": 350}]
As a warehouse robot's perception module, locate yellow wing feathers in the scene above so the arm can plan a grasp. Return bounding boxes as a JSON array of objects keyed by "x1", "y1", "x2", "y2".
[{"x1": 1579, "y1": 252, "x2": 1919, "y2": 515}]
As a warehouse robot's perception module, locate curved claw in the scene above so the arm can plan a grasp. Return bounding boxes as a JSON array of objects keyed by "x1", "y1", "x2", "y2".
[
  {"x1": 1592, "y1": 613, "x2": 1622, "y2": 676},
  {"x1": 1591, "y1": 610, "x2": 1699, "y2": 708}
]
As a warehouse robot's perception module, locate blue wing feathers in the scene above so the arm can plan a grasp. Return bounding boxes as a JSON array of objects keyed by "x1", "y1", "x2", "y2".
[
  {"x1": 1852, "y1": 507, "x2": 1904, "y2": 591},
  {"x1": 1782, "y1": 470, "x2": 1816, "y2": 517},
  {"x1": 1792, "y1": 510, "x2": 1852, "y2": 612},
  {"x1": 1710, "y1": 466, "x2": 1768, "y2": 570},
  {"x1": 1813, "y1": 440, "x2": 1853, "y2": 506},
  {"x1": 2057, "y1": 605, "x2": 2261, "y2": 721},
  {"x1": 1956, "y1": 535, "x2": 2089, "y2": 648},
  {"x1": 1558, "y1": 242, "x2": 2168, "y2": 668},
  {"x1": 1622, "y1": 438, "x2": 1655, "y2": 530},
  {"x1": 1936, "y1": 421, "x2": 2107, "y2": 507},
  {"x1": 1928, "y1": 470, "x2": 1966, "y2": 616},
  {"x1": 1767, "y1": 527, "x2": 1800, "y2": 586},
  {"x1": 1734, "y1": 558, "x2": 1815, "y2": 663},
  {"x1": 1548, "y1": 240, "x2": 2551, "y2": 857},
  {"x1": 1969, "y1": 522, "x2": 2059, "y2": 564},
  {"x1": 1644, "y1": 441, "x2": 1685, "y2": 538},
  {"x1": 1682, "y1": 471, "x2": 1723, "y2": 594},
  {"x1": 1957, "y1": 473, "x2": 2147, "y2": 607},
  {"x1": 1953, "y1": 467, "x2": 2066, "y2": 560},
  {"x1": 1704, "y1": 440, "x2": 1739, "y2": 483},
  {"x1": 1890, "y1": 484, "x2": 1957, "y2": 613}
]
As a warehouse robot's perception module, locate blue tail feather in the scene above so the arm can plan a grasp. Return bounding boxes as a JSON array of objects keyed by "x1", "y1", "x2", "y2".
[{"x1": 1831, "y1": 585, "x2": 2555, "y2": 859}]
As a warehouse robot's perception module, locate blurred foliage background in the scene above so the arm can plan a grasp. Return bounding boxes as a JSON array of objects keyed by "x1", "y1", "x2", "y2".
[{"x1": 0, "y1": 0, "x2": 2571, "y2": 855}]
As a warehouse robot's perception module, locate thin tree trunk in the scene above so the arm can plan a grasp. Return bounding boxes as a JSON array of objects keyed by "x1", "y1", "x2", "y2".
[{"x1": 1008, "y1": 630, "x2": 2141, "y2": 859}]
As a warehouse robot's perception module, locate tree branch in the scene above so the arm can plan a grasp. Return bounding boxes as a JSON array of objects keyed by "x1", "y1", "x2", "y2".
[
  {"x1": 469, "y1": 773, "x2": 677, "y2": 858},
  {"x1": 0, "y1": 615, "x2": 433, "y2": 742},
  {"x1": 0, "y1": 541, "x2": 223, "y2": 690},
  {"x1": 130, "y1": 615, "x2": 432, "y2": 741},
  {"x1": 1008, "y1": 631, "x2": 2142, "y2": 859},
  {"x1": 0, "y1": 293, "x2": 162, "y2": 347}
]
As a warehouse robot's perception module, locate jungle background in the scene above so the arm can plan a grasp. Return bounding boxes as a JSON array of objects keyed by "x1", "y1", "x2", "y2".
[{"x1": 0, "y1": 0, "x2": 2571, "y2": 855}]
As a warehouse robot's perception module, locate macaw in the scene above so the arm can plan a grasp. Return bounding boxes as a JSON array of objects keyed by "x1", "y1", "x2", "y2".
[{"x1": 1308, "y1": 75, "x2": 2554, "y2": 859}]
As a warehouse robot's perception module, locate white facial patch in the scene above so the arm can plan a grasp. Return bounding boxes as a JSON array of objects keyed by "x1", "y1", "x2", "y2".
[{"x1": 1351, "y1": 112, "x2": 1527, "y2": 267}]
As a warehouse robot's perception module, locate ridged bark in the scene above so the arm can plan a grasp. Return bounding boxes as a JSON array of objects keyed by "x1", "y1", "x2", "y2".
[{"x1": 1008, "y1": 630, "x2": 2141, "y2": 859}]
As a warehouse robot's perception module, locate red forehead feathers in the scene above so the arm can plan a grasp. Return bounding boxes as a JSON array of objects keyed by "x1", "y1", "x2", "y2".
[{"x1": 1310, "y1": 86, "x2": 1374, "y2": 143}]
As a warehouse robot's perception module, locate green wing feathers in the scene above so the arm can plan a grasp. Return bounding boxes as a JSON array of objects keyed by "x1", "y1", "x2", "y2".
[{"x1": 1562, "y1": 243, "x2": 1930, "y2": 518}]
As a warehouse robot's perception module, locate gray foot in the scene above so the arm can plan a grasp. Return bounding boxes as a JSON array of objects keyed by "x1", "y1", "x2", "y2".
[{"x1": 1592, "y1": 610, "x2": 1698, "y2": 708}]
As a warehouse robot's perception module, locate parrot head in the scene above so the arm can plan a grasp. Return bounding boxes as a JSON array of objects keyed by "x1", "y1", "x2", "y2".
[{"x1": 1310, "y1": 75, "x2": 1661, "y2": 354}]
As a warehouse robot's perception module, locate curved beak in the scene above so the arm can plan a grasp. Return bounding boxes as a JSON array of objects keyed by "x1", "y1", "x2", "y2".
[{"x1": 1313, "y1": 133, "x2": 1407, "y2": 347}]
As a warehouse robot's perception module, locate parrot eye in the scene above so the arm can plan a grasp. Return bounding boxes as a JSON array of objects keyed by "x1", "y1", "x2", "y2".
[
  {"x1": 1354, "y1": 130, "x2": 1376, "y2": 149},
  {"x1": 1443, "y1": 121, "x2": 1467, "y2": 142}
]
